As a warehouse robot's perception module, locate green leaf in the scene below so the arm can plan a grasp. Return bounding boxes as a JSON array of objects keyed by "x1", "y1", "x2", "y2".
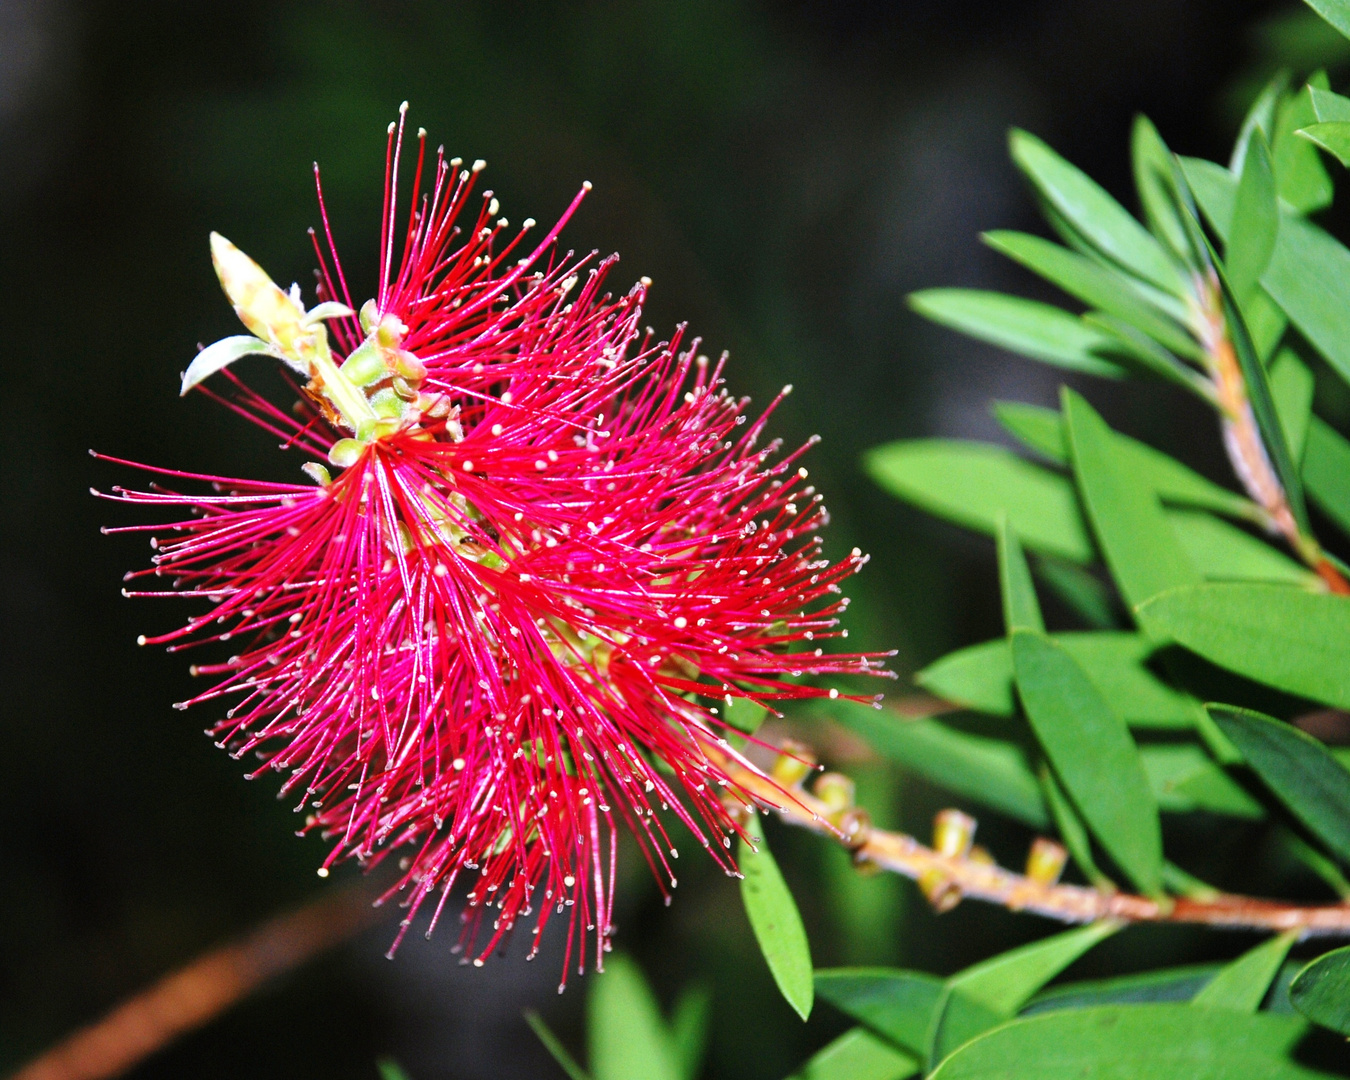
[
  {"x1": 1310, "y1": 84, "x2": 1350, "y2": 122},
  {"x1": 525, "y1": 1011, "x2": 593, "y2": 1080},
  {"x1": 740, "y1": 819, "x2": 814, "y2": 1021},
  {"x1": 1063, "y1": 389, "x2": 1202, "y2": 620},
  {"x1": 864, "y1": 441, "x2": 1093, "y2": 562},
  {"x1": 833, "y1": 705, "x2": 1049, "y2": 829},
  {"x1": 1133, "y1": 114, "x2": 1192, "y2": 262},
  {"x1": 786, "y1": 1028, "x2": 919, "y2": 1080},
  {"x1": 1231, "y1": 75, "x2": 1282, "y2": 173},
  {"x1": 1169, "y1": 510, "x2": 1317, "y2": 587},
  {"x1": 1025, "y1": 964, "x2": 1223, "y2": 1013},
  {"x1": 1193, "y1": 931, "x2": 1299, "y2": 1012},
  {"x1": 929, "y1": 1004, "x2": 1325, "y2": 1080},
  {"x1": 907, "y1": 289, "x2": 1125, "y2": 377},
  {"x1": 1012, "y1": 631, "x2": 1163, "y2": 894},
  {"x1": 982, "y1": 231, "x2": 1198, "y2": 358},
  {"x1": 1034, "y1": 557, "x2": 1118, "y2": 629},
  {"x1": 1040, "y1": 763, "x2": 1111, "y2": 889},
  {"x1": 1139, "y1": 743, "x2": 1266, "y2": 819},
  {"x1": 1290, "y1": 945, "x2": 1350, "y2": 1035},
  {"x1": 723, "y1": 695, "x2": 768, "y2": 735},
  {"x1": 1139, "y1": 584, "x2": 1350, "y2": 708},
  {"x1": 915, "y1": 640, "x2": 1017, "y2": 717},
  {"x1": 588, "y1": 954, "x2": 680, "y2": 1080},
  {"x1": 180, "y1": 334, "x2": 279, "y2": 395},
  {"x1": 1273, "y1": 81, "x2": 1335, "y2": 213},
  {"x1": 1227, "y1": 130, "x2": 1279, "y2": 300},
  {"x1": 1303, "y1": 416, "x2": 1350, "y2": 535},
  {"x1": 1184, "y1": 156, "x2": 1350, "y2": 387},
  {"x1": 1305, "y1": 0, "x2": 1350, "y2": 44},
  {"x1": 669, "y1": 985, "x2": 710, "y2": 1080},
  {"x1": 1270, "y1": 350, "x2": 1315, "y2": 462},
  {"x1": 993, "y1": 401, "x2": 1257, "y2": 521},
  {"x1": 997, "y1": 516, "x2": 1044, "y2": 634},
  {"x1": 376, "y1": 1059, "x2": 414, "y2": 1080},
  {"x1": 815, "y1": 969, "x2": 944, "y2": 1055},
  {"x1": 1209, "y1": 704, "x2": 1350, "y2": 862},
  {"x1": 929, "y1": 923, "x2": 1120, "y2": 1063},
  {"x1": 1296, "y1": 120, "x2": 1350, "y2": 166},
  {"x1": 1009, "y1": 129, "x2": 1186, "y2": 295}
]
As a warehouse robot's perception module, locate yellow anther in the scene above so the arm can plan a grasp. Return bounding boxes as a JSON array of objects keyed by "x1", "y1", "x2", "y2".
[
  {"x1": 1025, "y1": 837, "x2": 1069, "y2": 886},
  {"x1": 933, "y1": 809, "x2": 976, "y2": 860}
]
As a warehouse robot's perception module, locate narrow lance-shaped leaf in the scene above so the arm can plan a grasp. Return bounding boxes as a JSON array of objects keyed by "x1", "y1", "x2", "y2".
[
  {"x1": 1226, "y1": 129, "x2": 1278, "y2": 301},
  {"x1": 740, "y1": 816, "x2": 814, "y2": 1021},
  {"x1": 1296, "y1": 121, "x2": 1350, "y2": 166},
  {"x1": 1290, "y1": 945, "x2": 1350, "y2": 1035},
  {"x1": 1192, "y1": 930, "x2": 1299, "y2": 1013},
  {"x1": 1026, "y1": 964, "x2": 1224, "y2": 1013},
  {"x1": 180, "y1": 334, "x2": 280, "y2": 395},
  {"x1": 669, "y1": 985, "x2": 711, "y2": 1080},
  {"x1": 786, "y1": 1028, "x2": 919, "y2": 1080},
  {"x1": 1270, "y1": 350, "x2": 1315, "y2": 462},
  {"x1": 1272, "y1": 74, "x2": 1334, "y2": 213},
  {"x1": 1209, "y1": 704, "x2": 1350, "y2": 863},
  {"x1": 1133, "y1": 114, "x2": 1193, "y2": 262},
  {"x1": 587, "y1": 954, "x2": 681, "y2": 1080},
  {"x1": 814, "y1": 969, "x2": 944, "y2": 1055},
  {"x1": 997, "y1": 516, "x2": 1043, "y2": 634},
  {"x1": 1013, "y1": 630, "x2": 1163, "y2": 894},
  {"x1": 1304, "y1": 415, "x2": 1350, "y2": 535},
  {"x1": 525, "y1": 1012, "x2": 593, "y2": 1080},
  {"x1": 1040, "y1": 763, "x2": 1112, "y2": 888}
]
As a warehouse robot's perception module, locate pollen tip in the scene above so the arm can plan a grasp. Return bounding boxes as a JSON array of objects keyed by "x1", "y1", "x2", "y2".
[
  {"x1": 136, "y1": 634, "x2": 147, "y2": 645},
  {"x1": 316, "y1": 866, "x2": 329, "y2": 878},
  {"x1": 472, "y1": 158, "x2": 487, "y2": 172},
  {"x1": 387, "y1": 122, "x2": 396, "y2": 134},
  {"x1": 582, "y1": 180, "x2": 593, "y2": 191},
  {"x1": 399, "y1": 100, "x2": 409, "y2": 113},
  {"x1": 782, "y1": 383, "x2": 793, "y2": 395}
]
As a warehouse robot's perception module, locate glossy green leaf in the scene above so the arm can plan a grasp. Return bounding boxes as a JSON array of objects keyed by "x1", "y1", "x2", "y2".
[
  {"x1": 864, "y1": 440, "x2": 1093, "y2": 562},
  {"x1": 1310, "y1": 84, "x2": 1350, "y2": 122},
  {"x1": 1009, "y1": 129, "x2": 1185, "y2": 295},
  {"x1": 1210, "y1": 704, "x2": 1350, "y2": 862},
  {"x1": 588, "y1": 954, "x2": 680, "y2": 1080},
  {"x1": 1304, "y1": 416, "x2": 1350, "y2": 535},
  {"x1": 1133, "y1": 114, "x2": 1192, "y2": 262},
  {"x1": 833, "y1": 706, "x2": 1048, "y2": 829},
  {"x1": 1297, "y1": 120, "x2": 1350, "y2": 166},
  {"x1": 1305, "y1": 0, "x2": 1350, "y2": 43},
  {"x1": 1169, "y1": 510, "x2": 1317, "y2": 586},
  {"x1": 997, "y1": 516, "x2": 1044, "y2": 633},
  {"x1": 908, "y1": 289, "x2": 1125, "y2": 377},
  {"x1": 1184, "y1": 156, "x2": 1350, "y2": 386},
  {"x1": 1270, "y1": 350, "x2": 1315, "y2": 462},
  {"x1": 669, "y1": 985, "x2": 710, "y2": 1080},
  {"x1": 915, "y1": 639, "x2": 1017, "y2": 716},
  {"x1": 1227, "y1": 130, "x2": 1278, "y2": 300},
  {"x1": 1024, "y1": 964, "x2": 1223, "y2": 1014},
  {"x1": 1290, "y1": 945, "x2": 1350, "y2": 1035},
  {"x1": 1013, "y1": 630, "x2": 1163, "y2": 893},
  {"x1": 1193, "y1": 930, "x2": 1299, "y2": 1012},
  {"x1": 1063, "y1": 389, "x2": 1201, "y2": 619},
  {"x1": 740, "y1": 821, "x2": 814, "y2": 1021},
  {"x1": 1139, "y1": 584, "x2": 1350, "y2": 708},
  {"x1": 815, "y1": 969, "x2": 944, "y2": 1055},
  {"x1": 1273, "y1": 80, "x2": 1334, "y2": 212},
  {"x1": 929, "y1": 1004, "x2": 1326, "y2": 1080},
  {"x1": 929, "y1": 923, "x2": 1120, "y2": 1063},
  {"x1": 1040, "y1": 763, "x2": 1111, "y2": 889},
  {"x1": 982, "y1": 231, "x2": 1198, "y2": 358},
  {"x1": 993, "y1": 401, "x2": 1257, "y2": 520},
  {"x1": 1139, "y1": 743, "x2": 1266, "y2": 819},
  {"x1": 525, "y1": 1011, "x2": 593, "y2": 1080},
  {"x1": 787, "y1": 1028, "x2": 919, "y2": 1080}
]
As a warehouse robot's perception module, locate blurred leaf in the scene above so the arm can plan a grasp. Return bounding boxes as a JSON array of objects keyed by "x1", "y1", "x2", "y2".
[
  {"x1": 669, "y1": 985, "x2": 711, "y2": 1080},
  {"x1": 1139, "y1": 743, "x2": 1266, "y2": 819},
  {"x1": 1231, "y1": 75, "x2": 1282, "y2": 173},
  {"x1": 834, "y1": 706, "x2": 1048, "y2": 829},
  {"x1": 1304, "y1": 0, "x2": 1350, "y2": 42},
  {"x1": 1210, "y1": 704, "x2": 1350, "y2": 862},
  {"x1": 786, "y1": 1028, "x2": 919, "y2": 1080},
  {"x1": 1012, "y1": 630, "x2": 1163, "y2": 893},
  {"x1": 1273, "y1": 79, "x2": 1334, "y2": 212},
  {"x1": 1185, "y1": 156, "x2": 1350, "y2": 387},
  {"x1": 1244, "y1": 288, "x2": 1290, "y2": 362},
  {"x1": 588, "y1": 954, "x2": 681, "y2": 1080},
  {"x1": 997, "y1": 516, "x2": 1044, "y2": 633},
  {"x1": 376, "y1": 1060, "x2": 414, "y2": 1080},
  {"x1": 740, "y1": 819, "x2": 814, "y2": 1021},
  {"x1": 1303, "y1": 416, "x2": 1350, "y2": 535},
  {"x1": 815, "y1": 969, "x2": 944, "y2": 1055},
  {"x1": 1310, "y1": 84, "x2": 1350, "y2": 121},
  {"x1": 723, "y1": 695, "x2": 768, "y2": 735},
  {"x1": 1133, "y1": 114, "x2": 1192, "y2": 261},
  {"x1": 1290, "y1": 945, "x2": 1350, "y2": 1034},
  {"x1": 1040, "y1": 763, "x2": 1112, "y2": 888},
  {"x1": 1140, "y1": 584, "x2": 1350, "y2": 708},
  {"x1": 928, "y1": 1004, "x2": 1325, "y2": 1079},
  {"x1": 993, "y1": 401, "x2": 1257, "y2": 520},
  {"x1": 907, "y1": 289, "x2": 1125, "y2": 377},
  {"x1": 1193, "y1": 930, "x2": 1298, "y2": 1012},
  {"x1": 864, "y1": 441, "x2": 1093, "y2": 562},
  {"x1": 1170, "y1": 510, "x2": 1317, "y2": 586},
  {"x1": 918, "y1": 632, "x2": 1198, "y2": 729},
  {"x1": 1034, "y1": 557, "x2": 1118, "y2": 629},
  {"x1": 1063, "y1": 389, "x2": 1201, "y2": 620},
  {"x1": 1009, "y1": 129, "x2": 1186, "y2": 295},
  {"x1": 1297, "y1": 120, "x2": 1350, "y2": 165},
  {"x1": 928, "y1": 923, "x2": 1120, "y2": 1063},
  {"x1": 1270, "y1": 350, "x2": 1315, "y2": 462},
  {"x1": 982, "y1": 231, "x2": 1198, "y2": 358},
  {"x1": 525, "y1": 1011, "x2": 593, "y2": 1080},
  {"x1": 1228, "y1": 130, "x2": 1279, "y2": 299},
  {"x1": 1024, "y1": 964, "x2": 1223, "y2": 1013}
]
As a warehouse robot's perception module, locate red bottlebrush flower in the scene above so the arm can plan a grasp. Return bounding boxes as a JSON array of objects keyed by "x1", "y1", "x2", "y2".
[{"x1": 98, "y1": 106, "x2": 889, "y2": 983}]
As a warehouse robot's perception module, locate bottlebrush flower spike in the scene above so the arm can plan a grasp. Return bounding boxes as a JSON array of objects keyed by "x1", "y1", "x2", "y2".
[{"x1": 96, "y1": 105, "x2": 890, "y2": 984}]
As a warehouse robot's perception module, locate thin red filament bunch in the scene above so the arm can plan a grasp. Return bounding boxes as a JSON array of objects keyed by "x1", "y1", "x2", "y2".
[{"x1": 98, "y1": 107, "x2": 888, "y2": 983}]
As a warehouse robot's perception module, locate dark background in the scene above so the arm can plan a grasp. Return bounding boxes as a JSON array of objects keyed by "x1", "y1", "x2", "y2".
[{"x1": 0, "y1": 1, "x2": 1321, "y2": 1078}]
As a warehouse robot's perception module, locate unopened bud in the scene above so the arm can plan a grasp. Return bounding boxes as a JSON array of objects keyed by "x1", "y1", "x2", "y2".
[
  {"x1": 210, "y1": 233, "x2": 306, "y2": 353},
  {"x1": 933, "y1": 809, "x2": 976, "y2": 859},
  {"x1": 328, "y1": 439, "x2": 364, "y2": 468},
  {"x1": 359, "y1": 299, "x2": 380, "y2": 334},
  {"x1": 339, "y1": 340, "x2": 387, "y2": 388},
  {"x1": 813, "y1": 771, "x2": 854, "y2": 814},
  {"x1": 770, "y1": 739, "x2": 816, "y2": 787},
  {"x1": 376, "y1": 313, "x2": 408, "y2": 349},
  {"x1": 918, "y1": 867, "x2": 962, "y2": 913},
  {"x1": 393, "y1": 349, "x2": 427, "y2": 382},
  {"x1": 301, "y1": 462, "x2": 331, "y2": 486},
  {"x1": 1025, "y1": 837, "x2": 1068, "y2": 886}
]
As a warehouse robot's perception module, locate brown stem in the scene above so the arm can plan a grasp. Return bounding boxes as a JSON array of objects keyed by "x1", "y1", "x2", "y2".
[
  {"x1": 6, "y1": 880, "x2": 387, "y2": 1080},
  {"x1": 711, "y1": 742, "x2": 1350, "y2": 936}
]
